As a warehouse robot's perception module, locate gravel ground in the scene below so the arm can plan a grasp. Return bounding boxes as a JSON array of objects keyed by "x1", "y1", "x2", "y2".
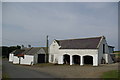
[
  {"x1": 3, "y1": 60, "x2": 56, "y2": 78},
  {"x1": 20, "y1": 63, "x2": 118, "y2": 78}
]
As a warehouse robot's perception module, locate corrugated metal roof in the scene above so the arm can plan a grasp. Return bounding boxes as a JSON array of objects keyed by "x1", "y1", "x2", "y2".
[{"x1": 56, "y1": 36, "x2": 102, "y2": 49}]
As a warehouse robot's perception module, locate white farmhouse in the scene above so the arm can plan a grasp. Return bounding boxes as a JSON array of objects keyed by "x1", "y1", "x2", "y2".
[{"x1": 49, "y1": 36, "x2": 114, "y2": 66}]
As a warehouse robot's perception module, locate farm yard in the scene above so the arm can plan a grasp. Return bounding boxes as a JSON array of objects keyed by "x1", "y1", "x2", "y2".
[{"x1": 18, "y1": 62, "x2": 119, "y2": 78}]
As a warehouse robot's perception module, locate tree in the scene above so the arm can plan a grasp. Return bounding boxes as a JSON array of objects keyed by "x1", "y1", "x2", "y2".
[
  {"x1": 17, "y1": 45, "x2": 21, "y2": 49},
  {"x1": 2, "y1": 45, "x2": 21, "y2": 58}
]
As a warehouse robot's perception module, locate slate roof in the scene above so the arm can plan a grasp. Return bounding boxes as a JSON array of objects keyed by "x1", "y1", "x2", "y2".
[
  {"x1": 41, "y1": 47, "x2": 47, "y2": 53},
  {"x1": 55, "y1": 36, "x2": 102, "y2": 49},
  {"x1": 21, "y1": 48, "x2": 32, "y2": 54},
  {"x1": 14, "y1": 49, "x2": 25, "y2": 56},
  {"x1": 25, "y1": 47, "x2": 42, "y2": 55}
]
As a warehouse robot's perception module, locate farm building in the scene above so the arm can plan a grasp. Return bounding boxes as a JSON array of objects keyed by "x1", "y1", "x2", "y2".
[
  {"x1": 20, "y1": 47, "x2": 47, "y2": 65},
  {"x1": 49, "y1": 36, "x2": 114, "y2": 66},
  {"x1": 9, "y1": 47, "x2": 47, "y2": 65},
  {"x1": 12, "y1": 49, "x2": 25, "y2": 64}
]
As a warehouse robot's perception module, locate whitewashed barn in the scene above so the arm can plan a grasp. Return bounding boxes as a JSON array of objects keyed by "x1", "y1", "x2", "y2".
[
  {"x1": 20, "y1": 47, "x2": 47, "y2": 65},
  {"x1": 49, "y1": 36, "x2": 114, "y2": 66}
]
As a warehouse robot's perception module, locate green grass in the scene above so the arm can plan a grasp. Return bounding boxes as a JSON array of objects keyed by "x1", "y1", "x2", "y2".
[
  {"x1": 115, "y1": 54, "x2": 120, "y2": 57},
  {"x1": 2, "y1": 73, "x2": 9, "y2": 80},
  {"x1": 101, "y1": 70, "x2": 120, "y2": 79},
  {"x1": 114, "y1": 51, "x2": 120, "y2": 53}
]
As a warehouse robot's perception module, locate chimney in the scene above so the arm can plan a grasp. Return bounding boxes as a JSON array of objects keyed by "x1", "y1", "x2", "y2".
[
  {"x1": 28, "y1": 45, "x2": 31, "y2": 48},
  {"x1": 21, "y1": 45, "x2": 24, "y2": 49}
]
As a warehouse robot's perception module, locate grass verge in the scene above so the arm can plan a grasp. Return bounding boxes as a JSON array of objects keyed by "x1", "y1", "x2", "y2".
[
  {"x1": 101, "y1": 70, "x2": 120, "y2": 79},
  {"x1": 2, "y1": 73, "x2": 9, "y2": 80}
]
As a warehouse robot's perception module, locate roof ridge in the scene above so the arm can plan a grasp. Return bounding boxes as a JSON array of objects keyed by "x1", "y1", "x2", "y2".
[
  {"x1": 56, "y1": 36, "x2": 103, "y2": 41},
  {"x1": 24, "y1": 47, "x2": 33, "y2": 54}
]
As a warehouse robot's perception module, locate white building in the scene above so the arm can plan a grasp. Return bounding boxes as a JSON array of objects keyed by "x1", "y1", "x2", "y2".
[
  {"x1": 9, "y1": 47, "x2": 47, "y2": 65},
  {"x1": 49, "y1": 36, "x2": 114, "y2": 66},
  {"x1": 20, "y1": 47, "x2": 47, "y2": 65},
  {"x1": 12, "y1": 49, "x2": 25, "y2": 64}
]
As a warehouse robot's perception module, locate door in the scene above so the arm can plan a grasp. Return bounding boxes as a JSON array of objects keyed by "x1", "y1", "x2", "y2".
[{"x1": 38, "y1": 54, "x2": 45, "y2": 63}]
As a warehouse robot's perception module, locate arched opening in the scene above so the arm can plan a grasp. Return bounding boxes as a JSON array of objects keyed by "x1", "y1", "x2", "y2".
[
  {"x1": 83, "y1": 55, "x2": 93, "y2": 65},
  {"x1": 73, "y1": 55, "x2": 80, "y2": 64},
  {"x1": 63, "y1": 54, "x2": 70, "y2": 64}
]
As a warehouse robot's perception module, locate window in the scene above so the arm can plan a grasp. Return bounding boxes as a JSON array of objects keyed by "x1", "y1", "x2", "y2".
[
  {"x1": 103, "y1": 44, "x2": 105, "y2": 53},
  {"x1": 51, "y1": 55, "x2": 54, "y2": 62}
]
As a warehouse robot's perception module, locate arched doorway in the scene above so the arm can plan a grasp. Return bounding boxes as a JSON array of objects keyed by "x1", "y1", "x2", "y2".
[
  {"x1": 63, "y1": 54, "x2": 70, "y2": 64},
  {"x1": 83, "y1": 55, "x2": 93, "y2": 65},
  {"x1": 73, "y1": 55, "x2": 80, "y2": 64}
]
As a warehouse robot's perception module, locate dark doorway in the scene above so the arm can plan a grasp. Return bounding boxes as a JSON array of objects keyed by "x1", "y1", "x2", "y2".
[
  {"x1": 73, "y1": 55, "x2": 80, "y2": 64},
  {"x1": 38, "y1": 54, "x2": 45, "y2": 63},
  {"x1": 63, "y1": 54, "x2": 70, "y2": 64},
  {"x1": 84, "y1": 56, "x2": 93, "y2": 65}
]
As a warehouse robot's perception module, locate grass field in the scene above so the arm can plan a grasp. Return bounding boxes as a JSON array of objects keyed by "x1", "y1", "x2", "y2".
[{"x1": 101, "y1": 70, "x2": 120, "y2": 79}]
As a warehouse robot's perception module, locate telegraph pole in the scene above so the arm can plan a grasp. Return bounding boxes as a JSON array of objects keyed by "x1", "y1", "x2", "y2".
[{"x1": 46, "y1": 35, "x2": 49, "y2": 63}]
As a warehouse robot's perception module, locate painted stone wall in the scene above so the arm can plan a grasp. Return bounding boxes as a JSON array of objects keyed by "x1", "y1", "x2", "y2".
[
  {"x1": 20, "y1": 55, "x2": 34, "y2": 65},
  {"x1": 9, "y1": 53, "x2": 14, "y2": 62}
]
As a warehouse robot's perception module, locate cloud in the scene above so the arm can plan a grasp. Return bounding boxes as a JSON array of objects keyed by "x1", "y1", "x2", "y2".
[{"x1": 2, "y1": 2, "x2": 118, "y2": 50}]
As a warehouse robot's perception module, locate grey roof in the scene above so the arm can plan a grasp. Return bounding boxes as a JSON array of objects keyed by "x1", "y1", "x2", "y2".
[
  {"x1": 25, "y1": 47, "x2": 42, "y2": 55},
  {"x1": 21, "y1": 48, "x2": 32, "y2": 54},
  {"x1": 41, "y1": 47, "x2": 47, "y2": 53},
  {"x1": 55, "y1": 36, "x2": 102, "y2": 49},
  {"x1": 14, "y1": 49, "x2": 25, "y2": 55}
]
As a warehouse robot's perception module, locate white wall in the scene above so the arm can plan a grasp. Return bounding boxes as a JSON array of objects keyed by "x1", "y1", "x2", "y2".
[
  {"x1": 13, "y1": 56, "x2": 19, "y2": 64},
  {"x1": 49, "y1": 40, "x2": 98, "y2": 66},
  {"x1": 34, "y1": 54, "x2": 38, "y2": 64},
  {"x1": 98, "y1": 37, "x2": 113, "y2": 64},
  {"x1": 9, "y1": 53, "x2": 14, "y2": 62},
  {"x1": 20, "y1": 55, "x2": 34, "y2": 65},
  {"x1": 58, "y1": 49, "x2": 98, "y2": 66},
  {"x1": 49, "y1": 40, "x2": 60, "y2": 63}
]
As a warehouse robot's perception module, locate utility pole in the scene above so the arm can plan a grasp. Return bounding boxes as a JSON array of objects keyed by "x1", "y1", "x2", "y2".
[{"x1": 46, "y1": 35, "x2": 49, "y2": 63}]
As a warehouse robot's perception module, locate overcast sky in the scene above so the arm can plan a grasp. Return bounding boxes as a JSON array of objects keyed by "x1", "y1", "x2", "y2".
[{"x1": 2, "y1": 2, "x2": 118, "y2": 50}]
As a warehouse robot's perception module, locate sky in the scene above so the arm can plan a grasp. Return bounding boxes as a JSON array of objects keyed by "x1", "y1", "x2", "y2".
[{"x1": 2, "y1": 2, "x2": 118, "y2": 50}]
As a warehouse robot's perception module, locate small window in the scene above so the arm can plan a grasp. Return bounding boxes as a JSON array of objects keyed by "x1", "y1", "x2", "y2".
[{"x1": 103, "y1": 44, "x2": 105, "y2": 53}]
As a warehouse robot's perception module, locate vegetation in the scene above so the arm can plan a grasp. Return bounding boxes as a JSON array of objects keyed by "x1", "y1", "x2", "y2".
[
  {"x1": 101, "y1": 70, "x2": 120, "y2": 79},
  {"x1": 1, "y1": 45, "x2": 21, "y2": 58},
  {"x1": 114, "y1": 51, "x2": 120, "y2": 53},
  {"x1": 2, "y1": 73, "x2": 9, "y2": 79}
]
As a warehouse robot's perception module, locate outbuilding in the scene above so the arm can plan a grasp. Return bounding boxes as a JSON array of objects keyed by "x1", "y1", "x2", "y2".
[
  {"x1": 12, "y1": 49, "x2": 25, "y2": 64},
  {"x1": 20, "y1": 47, "x2": 47, "y2": 65}
]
